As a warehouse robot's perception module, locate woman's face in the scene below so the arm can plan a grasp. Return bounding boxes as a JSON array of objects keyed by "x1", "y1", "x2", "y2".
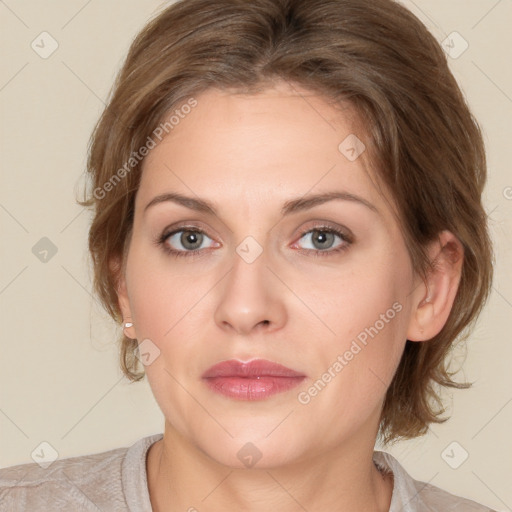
[{"x1": 119, "y1": 82, "x2": 422, "y2": 467}]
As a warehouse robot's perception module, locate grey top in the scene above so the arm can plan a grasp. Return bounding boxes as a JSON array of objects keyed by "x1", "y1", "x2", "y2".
[{"x1": 0, "y1": 433, "x2": 496, "y2": 511}]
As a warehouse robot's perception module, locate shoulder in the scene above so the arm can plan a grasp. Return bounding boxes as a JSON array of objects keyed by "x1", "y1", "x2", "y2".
[
  {"x1": 0, "y1": 434, "x2": 162, "y2": 511},
  {"x1": 0, "y1": 445, "x2": 127, "y2": 511},
  {"x1": 373, "y1": 451, "x2": 497, "y2": 512}
]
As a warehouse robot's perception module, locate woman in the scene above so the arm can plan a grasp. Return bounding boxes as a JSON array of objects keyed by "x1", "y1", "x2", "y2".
[{"x1": 0, "y1": 0, "x2": 497, "y2": 510}]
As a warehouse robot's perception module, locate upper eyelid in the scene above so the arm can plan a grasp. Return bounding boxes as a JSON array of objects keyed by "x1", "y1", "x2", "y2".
[
  {"x1": 163, "y1": 226, "x2": 215, "y2": 241},
  {"x1": 297, "y1": 224, "x2": 351, "y2": 237},
  {"x1": 161, "y1": 222, "x2": 215, "y2": 238},
  {"x1": 296, "y1": 222, "x2": 355, "y2": 243},
  {"x1": 162, "y1": 222, "x2": 349, "y2": 237}
]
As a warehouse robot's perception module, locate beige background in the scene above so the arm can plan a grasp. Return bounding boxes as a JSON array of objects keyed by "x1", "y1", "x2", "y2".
[{"x1": 1, "y1": 0, "x2": 511, "y2": 509}]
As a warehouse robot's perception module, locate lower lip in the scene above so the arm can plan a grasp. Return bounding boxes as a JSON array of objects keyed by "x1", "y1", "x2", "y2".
[{"x1": 203, "y1": 376, "x2": 305, "y2": 400}]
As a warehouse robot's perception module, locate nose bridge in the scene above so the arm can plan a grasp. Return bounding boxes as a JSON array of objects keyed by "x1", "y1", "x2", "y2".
[{"x1": 214, "y1": 236, "x2": 285, "y2": 335}]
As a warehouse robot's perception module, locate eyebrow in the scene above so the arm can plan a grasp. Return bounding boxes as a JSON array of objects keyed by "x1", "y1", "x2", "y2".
[{"x1": 143, "y1": 191, "x2": 379, "y2": 216}]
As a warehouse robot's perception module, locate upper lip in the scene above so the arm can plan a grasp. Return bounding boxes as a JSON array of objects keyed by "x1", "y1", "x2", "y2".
[{"x1": 201, "y1": 359, "x2": 305, "y2": 379}]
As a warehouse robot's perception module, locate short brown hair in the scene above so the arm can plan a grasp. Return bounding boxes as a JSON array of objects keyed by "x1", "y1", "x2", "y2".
[{"x1": 79, "y1": 0, "x2": 493, "y2": 444}]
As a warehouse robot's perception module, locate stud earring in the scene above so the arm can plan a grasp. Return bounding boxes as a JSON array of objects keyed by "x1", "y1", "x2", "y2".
[
  {"x1": 124, "y1": 322, "x2": 133, "y2": 328},
  {"x1": 423, "y1": 283, "x2": 432, "y2": 304}
]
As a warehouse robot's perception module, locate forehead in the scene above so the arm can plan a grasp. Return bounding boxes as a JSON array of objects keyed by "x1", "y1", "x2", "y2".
[{"x1": 136, "y1": 84, "x2": 392, "y2": 221}]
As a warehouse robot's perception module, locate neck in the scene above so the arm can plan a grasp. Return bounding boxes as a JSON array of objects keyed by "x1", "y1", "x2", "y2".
[{"x1": 147, "y1": 424, "x2": 393, "y2": 512}]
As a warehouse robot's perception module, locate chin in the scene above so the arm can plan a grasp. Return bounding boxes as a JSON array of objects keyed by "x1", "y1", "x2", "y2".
[{"x1": 192, "y1": 427, "x2": 307, "y2": 470}]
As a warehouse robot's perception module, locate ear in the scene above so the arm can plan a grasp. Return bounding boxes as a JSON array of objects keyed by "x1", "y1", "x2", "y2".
[
  {"x1": 110, "y1": 255, "x2": 136, "y2": 340},
  {"x1": 407, "y1": 230, "x2": 464, "y2": 342}
]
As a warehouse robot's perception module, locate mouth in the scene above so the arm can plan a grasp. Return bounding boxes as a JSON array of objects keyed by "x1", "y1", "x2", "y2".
[{"x1": 201, "y1": 359, "x2": 306, "y2": 401}]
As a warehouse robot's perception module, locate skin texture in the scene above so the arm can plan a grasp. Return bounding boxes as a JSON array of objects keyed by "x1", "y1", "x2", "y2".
[{"x1": 115, "y1": 81, "x2": 464, "y2": 511}]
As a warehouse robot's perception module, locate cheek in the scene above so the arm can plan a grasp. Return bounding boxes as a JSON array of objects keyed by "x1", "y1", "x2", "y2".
[
  {"x1": 308, "y1": 251, "x2": 410, "y2": 351},
  {"x1": 125, "y1": 245, "x2": 213, "y2": 378},
  {"x1": 126, "y1": 245, "x2": 210, "y2": 341},
  {"x1": 297, "y1": 247, "x2": 412, "y2": 409},
  {"x1": 125, "y1": 250, "x2": 211, "y2": 436}
]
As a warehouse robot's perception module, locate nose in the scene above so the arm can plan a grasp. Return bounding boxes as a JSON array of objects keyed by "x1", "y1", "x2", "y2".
[{"x1": 213, "y1": 244, "x2": 287, "y2": 336}]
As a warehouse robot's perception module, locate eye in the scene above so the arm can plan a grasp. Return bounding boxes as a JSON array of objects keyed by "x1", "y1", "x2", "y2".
[
  {"x1": 293, "y1": 227, "x2": 352, "y2": 256},
  {"x1": 155, "y1": 224, "x2": 352, "y2": 259},
  {"x1": 156, "y1": 227, "x2": 219, "y2": 258}
]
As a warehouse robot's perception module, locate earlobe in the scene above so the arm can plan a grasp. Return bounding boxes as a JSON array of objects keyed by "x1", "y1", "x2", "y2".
[
  {"x1": 110, "y1": 256, "x2": 137, "y2": 340},
  {"x1": 407, "y1": 231, "x2": 464, "y2": 342}
]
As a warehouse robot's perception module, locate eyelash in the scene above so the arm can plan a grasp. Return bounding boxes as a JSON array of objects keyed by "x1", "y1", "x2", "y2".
[{"x1": 154, "y1": 225, "x2": 353, "y2": 259}]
